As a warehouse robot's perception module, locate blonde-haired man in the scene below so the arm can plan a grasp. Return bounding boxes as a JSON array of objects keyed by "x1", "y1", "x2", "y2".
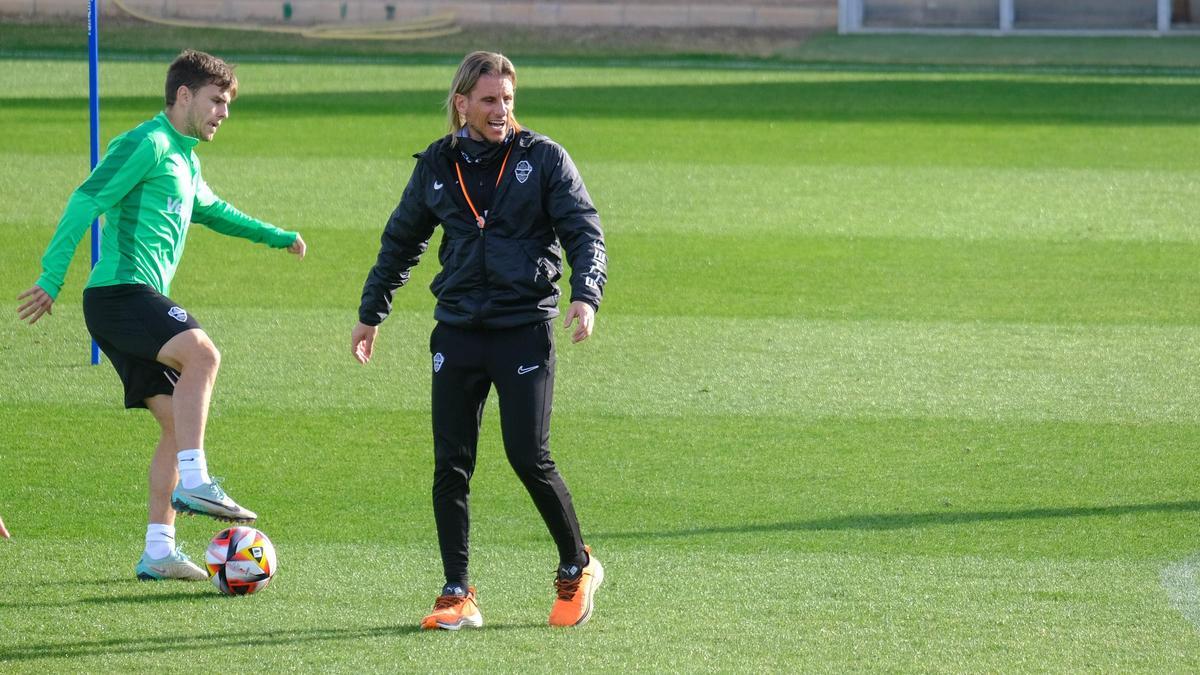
[{"x1": 352, "y1": 51, "x2": 608, "y2": 629}]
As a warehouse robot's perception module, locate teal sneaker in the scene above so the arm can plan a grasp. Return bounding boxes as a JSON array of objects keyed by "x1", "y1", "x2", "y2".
[
  {"x1": 171, "y1": 478, "x2": 257, "y2": 523},
  {"x1": 136, "y1": 546, "x2": 207, "y2": 581}
]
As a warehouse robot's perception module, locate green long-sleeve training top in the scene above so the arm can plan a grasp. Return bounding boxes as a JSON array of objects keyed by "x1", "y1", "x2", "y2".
[{"x1": 36, "y1": 112, "x2": 297, "y2": 300}]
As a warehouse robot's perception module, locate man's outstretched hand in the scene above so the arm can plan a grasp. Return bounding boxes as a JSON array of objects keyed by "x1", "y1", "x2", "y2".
[
  {"x1": 17, "y1": 285, "x2": 54, "y2": 324},
  {"x1": 563, "y1": 301, "x2": 595, "y2": 343}
]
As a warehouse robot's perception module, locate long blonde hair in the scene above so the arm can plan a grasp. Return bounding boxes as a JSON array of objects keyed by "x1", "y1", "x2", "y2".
[{"x1": 446, "y1": 51, "x2": 521, "y2": 145}]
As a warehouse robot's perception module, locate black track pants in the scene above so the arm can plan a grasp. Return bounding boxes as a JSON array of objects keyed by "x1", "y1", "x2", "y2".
[{"x1": 429, "y1": 320, "x2": 584, "y2": 585}]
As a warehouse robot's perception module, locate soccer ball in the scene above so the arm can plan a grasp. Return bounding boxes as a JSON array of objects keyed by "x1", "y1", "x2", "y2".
[{"x1": 205, "y1": 526, "x2": 277, "y2": 595}]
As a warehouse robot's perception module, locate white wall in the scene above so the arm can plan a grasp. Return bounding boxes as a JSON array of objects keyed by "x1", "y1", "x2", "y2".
[{"x1": 0, "y1": 0, "x2": 838, "y2": 29}]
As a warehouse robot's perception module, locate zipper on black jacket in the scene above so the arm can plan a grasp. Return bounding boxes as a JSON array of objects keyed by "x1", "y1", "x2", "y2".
[
  {"x1": 436, "y1": 134, "x2": 531, "y2": 327},
  {"x1": 476, "y1": 223, "x2": 489, "y2": 327},
  {"x1": 471, "y1": 141, "x2": 520, "y2": 327}
]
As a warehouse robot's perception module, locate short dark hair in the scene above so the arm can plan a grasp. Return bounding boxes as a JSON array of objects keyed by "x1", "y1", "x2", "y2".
[{"x1": 165, "y1": 50, "x2": 237, "y2": 106}]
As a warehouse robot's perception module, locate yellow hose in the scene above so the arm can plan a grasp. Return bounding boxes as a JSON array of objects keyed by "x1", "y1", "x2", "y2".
[{"x1": 112, "y1": 0, "x2": 461, "y2": 41}]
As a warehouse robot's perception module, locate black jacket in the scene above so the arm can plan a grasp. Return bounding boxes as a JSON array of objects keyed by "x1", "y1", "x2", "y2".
[{"x1": 359, "y1": 130, "x2": 608, "y2": 329}]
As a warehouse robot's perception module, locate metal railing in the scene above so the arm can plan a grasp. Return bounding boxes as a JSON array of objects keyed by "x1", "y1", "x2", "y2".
[{"x1": 839, "y1": 0, "x2": 1192, "y2": 35}]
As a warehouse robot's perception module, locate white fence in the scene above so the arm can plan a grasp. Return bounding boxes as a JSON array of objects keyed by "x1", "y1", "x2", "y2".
[{"x1": 839, "y1": 0, "x2": 1199, "y2": 34}]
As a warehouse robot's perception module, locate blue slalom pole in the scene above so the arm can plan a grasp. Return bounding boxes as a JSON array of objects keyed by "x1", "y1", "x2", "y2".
[{"x1": 88, "y1": 0, "x2": 101, "y2": 365}]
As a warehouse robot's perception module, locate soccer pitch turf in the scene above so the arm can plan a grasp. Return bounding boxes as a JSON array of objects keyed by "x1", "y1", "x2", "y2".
[{"x1": 1, "y1": 44, "x2": 1200, "y2": 671}]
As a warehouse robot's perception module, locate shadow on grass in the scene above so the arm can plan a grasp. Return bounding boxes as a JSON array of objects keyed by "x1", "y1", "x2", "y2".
[
  {"x1": 597, "y1": 500, "x2": 1200, "y2": 540},
  {"x1": 0, "y1": 624, "x2": 422, "y2": 662},
  {"x1": 0, "y1": 589, "x2": 206, "y2": 609},
  {"x1": 6, "y1": 77, "x2": 1200, "y2": 126},
  {"x1": 29, "y1": 575, "x2": 133, "y2": 589}
]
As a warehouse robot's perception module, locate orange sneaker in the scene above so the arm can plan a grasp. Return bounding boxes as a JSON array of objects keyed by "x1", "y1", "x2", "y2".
[
  {"x1": 421, "y1": 586, "x2": 483, "y2": 630},
  {"x1": 549, "y1": 546, "x2": 604, "y2": 627}
]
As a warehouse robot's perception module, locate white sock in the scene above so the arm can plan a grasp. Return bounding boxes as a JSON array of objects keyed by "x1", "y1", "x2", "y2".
[
  {"x1": 145, "y1": 523, "x2": 175, "y2": 559},
  {"x1": 177, "y1": 448, "x2": 211, "y2": 489}
]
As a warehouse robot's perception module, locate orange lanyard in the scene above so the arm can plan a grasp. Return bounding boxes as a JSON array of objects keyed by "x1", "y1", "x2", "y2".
[{"x1": 454, "y1": 144, "x2": 513, "y2": 229}]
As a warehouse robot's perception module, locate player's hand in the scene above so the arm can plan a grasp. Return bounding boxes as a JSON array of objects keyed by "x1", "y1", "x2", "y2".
[
  {"x1": 0, "y1": 514, "x2": 9, "y2": 539},
  {"x1": 563, "y1": 300, "x2": 595, "y2": 343},
  {"x1": 288, "y1": 234, "x2": 307, "y2": 259},
  {"x1": 17, "y1": 285, "x2": 54, "y2": 324},
  {"x1": 351, "y1": 321, "x2": 378, "y2": 364}
]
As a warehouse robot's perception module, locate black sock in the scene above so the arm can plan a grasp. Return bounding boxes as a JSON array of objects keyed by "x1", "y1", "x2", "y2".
[
  {"x1": 557, "y1": 550, "x2": 588, "y2": 580},
  {"x1": 442, "y1": 582, "x2": 468, "y2": 596}
]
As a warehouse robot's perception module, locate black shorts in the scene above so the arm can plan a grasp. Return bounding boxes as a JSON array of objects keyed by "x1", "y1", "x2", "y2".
[{"x1": 82, "y1": 284, "x2": 202, "y2": 409}]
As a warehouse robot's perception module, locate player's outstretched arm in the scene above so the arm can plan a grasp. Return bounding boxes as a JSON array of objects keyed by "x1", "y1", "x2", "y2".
[
  {"x1": 17, "y1": 285, "x2": 54, "y2": 324},
  {"x1": 287, "y1": 234, "x2": 307, "y2": 259},
  {"x1": 0, "y1": 514, "x2": 9, "y2": 539},
  {"x1": 351, "y1": 321, "x2": 379, "y2": 364}
]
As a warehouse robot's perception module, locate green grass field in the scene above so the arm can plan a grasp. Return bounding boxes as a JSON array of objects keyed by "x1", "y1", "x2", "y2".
[{"x1": 2, "y1": 26, "x2": 1200, "y2": 671}]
